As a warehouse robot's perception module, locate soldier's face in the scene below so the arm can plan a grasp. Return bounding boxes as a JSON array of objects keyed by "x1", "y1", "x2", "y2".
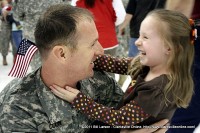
[{"x1": 64, "y1": 20, "x2": 104, "y2": 80}]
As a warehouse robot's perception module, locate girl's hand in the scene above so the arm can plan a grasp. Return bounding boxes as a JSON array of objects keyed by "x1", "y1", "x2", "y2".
[{"x1": 50, "y1": 84, "x2": 80, "y2": 103}]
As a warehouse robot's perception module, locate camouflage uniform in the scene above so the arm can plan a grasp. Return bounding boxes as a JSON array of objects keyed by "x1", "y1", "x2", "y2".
[
  {"x1": 0, "y1": 12, "x2": 2, "y2": 52},
  {"x1": 116, "y1": 0, "x2": 129, "y2": 58},
  {"x1": 12, "y1": 0, "x2": 65, "y2": 71},
  {"x1": 116, "y1": 0, "x2": 130, "y2": 87},
  {"x1": 0, "y1": 69, "x2": 124, "y2": 133},
  {"x1": 0, "y1": 13, "x2": 17, "y2": 57}
]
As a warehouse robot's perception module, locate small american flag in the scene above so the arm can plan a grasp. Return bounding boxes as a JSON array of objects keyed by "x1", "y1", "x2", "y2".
[{"x1": 8, "y1": 39, "x2": 38, "y2": 78}]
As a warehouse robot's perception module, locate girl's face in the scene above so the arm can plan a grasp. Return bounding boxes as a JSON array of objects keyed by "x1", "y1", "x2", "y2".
[{"x1": 135, "y1": 15, "x2": 170, "y2": 70}]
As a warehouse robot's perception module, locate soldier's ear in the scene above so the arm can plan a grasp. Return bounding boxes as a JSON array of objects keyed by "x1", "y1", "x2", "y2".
[{"x1": 52, "y1": 46, "x2": 66, "y2": 61}]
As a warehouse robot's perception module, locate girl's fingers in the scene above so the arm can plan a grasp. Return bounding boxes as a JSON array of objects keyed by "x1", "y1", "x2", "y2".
[
  {"x1": 49, "y1": 85, "x2": 78, "y2": 102},
  {"x1": 52, "y1": 84, "x2": 71, "y2": 94},
  {"x1": 50, "y1": 84, "x2": 79, "y2": 95},
  {"x1": 50, "y1": 86, "x2": 65, "y2": 98},
  {"x1": 50, "y1": 85, "x2": 72, "y2": 101},
  {"x1": 65, "y1": 86, "x2": 80, "y2": 94}
]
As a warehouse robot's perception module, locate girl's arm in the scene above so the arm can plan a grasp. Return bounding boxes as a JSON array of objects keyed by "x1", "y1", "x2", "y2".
[
  {"x1": 94, "y1": 54, "x2": 132, "y2": 75},
  {"x1": 50, "y1": 85, "x2": 150, "y2": 126},
  {"x1": 165, "y1": 0, "x2": 195, "y2": 18}
]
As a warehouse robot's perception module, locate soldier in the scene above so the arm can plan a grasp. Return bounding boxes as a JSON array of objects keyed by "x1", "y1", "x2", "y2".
[
  {"x1": 0, "y1": 4, "x2": 124, "y2": 132},
  {"x1": 12, "y1": 0, "x2": 65, "y2": 71},
  {"x1": 0, "y1": 0, "x2": 17, "y2": 65}
]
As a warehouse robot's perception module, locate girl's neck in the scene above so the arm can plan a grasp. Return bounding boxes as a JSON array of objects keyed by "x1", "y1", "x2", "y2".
[{"x1": 145, "y1": 68, "x2": 169, "y2": 81}]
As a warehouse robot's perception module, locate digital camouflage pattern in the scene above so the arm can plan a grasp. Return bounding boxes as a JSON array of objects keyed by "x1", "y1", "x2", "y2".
[
  {"x1": 0, "y1": 13, "x2": 17, "y2": 57},
  {"x1": 116, "y1": 0, "x2": 129, "y2": 58},
  {"x1": 0, "y1": 69, "x2": 124, "y2": 133},
  {"x1": 0, "y1": 1, "x2": 17, "y2": 57},
  {"x1": 12, "y1": 0, "x2": 66, "y2": 71}
]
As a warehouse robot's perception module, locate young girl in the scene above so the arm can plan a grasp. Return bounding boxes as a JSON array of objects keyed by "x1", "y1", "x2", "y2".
[{"x1": 50, "y1": 9, "x2": 194, "y2": 127}]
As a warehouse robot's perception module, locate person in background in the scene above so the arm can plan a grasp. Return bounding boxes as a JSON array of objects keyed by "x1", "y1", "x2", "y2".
[
  {"x1": 11, "y1": 19, "x2": 22, "y2": 50},
  {"x1": 51, "y1": 9, "x2": 194, "y2": 133},
  {"x1": 119, "y1": 0, "x2": 166, "y2": 57},
  {"x1": 165, "y1": 0, "x2": 200, "y2": 132},
  {"x1": 2, "y1": 3, "x2": 21, "y2": 29},
  {"x1": 0, "y1": 1, "x2": 2, "y2": 52},
  {"x1": 116, "y1": 0, "x2": 129, "y2": 88},
  {"x1": 2, "y1": 0, "x2": 23, "y2": 59},
  {"x1": 0, "y1": 0, "x2": 16, "y2": 65},
  {"x1": 71, "y1": 0, "x2": 126, "y2": 56},
  {"x1": 12, "y1": 0, "x2": 65, "y2": 72}
]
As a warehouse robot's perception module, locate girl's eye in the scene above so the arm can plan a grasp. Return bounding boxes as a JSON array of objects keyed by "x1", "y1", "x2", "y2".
[{"x1": 144, "y1": 36, "x2": 148, "y2": 39}]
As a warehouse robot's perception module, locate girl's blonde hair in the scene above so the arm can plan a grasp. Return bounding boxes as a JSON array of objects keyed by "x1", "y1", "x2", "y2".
[{"x1": 129, "y1": 9, "x2": 194, "y2": 108}]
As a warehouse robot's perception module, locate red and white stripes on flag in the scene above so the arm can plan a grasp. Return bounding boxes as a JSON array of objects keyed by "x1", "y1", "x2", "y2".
[{"x1": 8, "y1": 39, "x2": 38, "y2": 78}]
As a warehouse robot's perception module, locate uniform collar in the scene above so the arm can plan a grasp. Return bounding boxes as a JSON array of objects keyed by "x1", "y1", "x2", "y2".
[{"x1": 35, "y1": 68, "x2": 77, "y2": 124}]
